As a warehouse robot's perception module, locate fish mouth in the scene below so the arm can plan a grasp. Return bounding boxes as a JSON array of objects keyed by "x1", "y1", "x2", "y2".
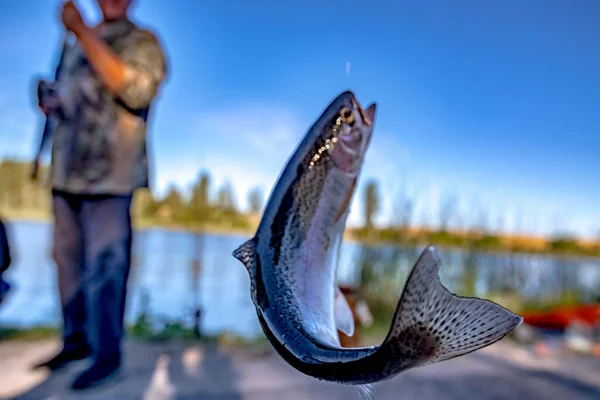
[
  {"x1": 338, "y1": 91, "x2": 375, "y2": 127},
  {"x1": 350, "y1": 96, "x2": 375, "y2": 129},
  {"x1": 329, "y1": 96, "x2": 375, "y2": 176},
  {"x1": 330, "y1": 95, "x2": 376, "y2": 222},
  {"x1": 305, "y1": 90, "x2": 376, "y2": 178}
]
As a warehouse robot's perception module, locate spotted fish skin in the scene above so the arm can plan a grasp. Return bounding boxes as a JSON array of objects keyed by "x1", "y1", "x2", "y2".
[{"x1": 233, "y1": 90, "x2": 523, "y2": 399}]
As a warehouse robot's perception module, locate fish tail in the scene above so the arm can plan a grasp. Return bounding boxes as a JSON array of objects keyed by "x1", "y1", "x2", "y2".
[
  {"x1": 382, "y1": 246, "x2": 523, "y2": 370},
  {"x1": 356, "y1": 383, "x2": 375, "y2": 400}
]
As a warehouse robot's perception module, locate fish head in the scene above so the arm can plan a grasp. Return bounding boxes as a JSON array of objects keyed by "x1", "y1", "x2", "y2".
[
  {"x1": 307, "y1": 90, "x2": 377, "y2": 178},
  {"x1": 300, "y1": 91, "x2": 377, "y2": 225}
]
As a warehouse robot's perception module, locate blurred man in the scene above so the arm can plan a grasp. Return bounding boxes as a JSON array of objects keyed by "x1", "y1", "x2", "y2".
[{"x1": 33, "y1": 0, "x2": 167, "y2": 390}]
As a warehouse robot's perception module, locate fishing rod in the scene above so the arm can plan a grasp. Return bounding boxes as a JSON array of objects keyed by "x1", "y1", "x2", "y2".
[{"x1": 30, "y1": 33, "x2": 69, "y2": 181}]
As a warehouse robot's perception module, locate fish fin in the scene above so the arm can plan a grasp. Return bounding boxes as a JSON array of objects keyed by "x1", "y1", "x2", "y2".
[
  {"x1": 356, "y1": 383, "x2": 375, "y2": 400},
  {"x1": 383, "y1": 245, "x2": 523, "y2": 368},
  {"x1": 232, "y1": 238, "x2": 258, "y2": 305},
  {"x1": 334, "y1": 286, "x2": 355, "y2": 337}
]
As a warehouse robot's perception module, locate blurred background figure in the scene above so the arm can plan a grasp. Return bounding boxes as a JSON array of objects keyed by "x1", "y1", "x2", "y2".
[
  {"x1": 0, "y1": 217, "x2": 12, "y2": 306},
  {"x1": 30, "y1": 0, "x2": 167, "y2": 391}
]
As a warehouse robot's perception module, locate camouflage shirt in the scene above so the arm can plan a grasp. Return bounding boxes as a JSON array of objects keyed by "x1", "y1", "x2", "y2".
[{"x1": 49, "y1": 18, "x2": 167, "y2": 195}]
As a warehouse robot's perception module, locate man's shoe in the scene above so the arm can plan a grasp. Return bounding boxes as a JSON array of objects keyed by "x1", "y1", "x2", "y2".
[
  {"x1": 31, "y1": 346, "x2": 90, "y2": 371},
  {"x1": 71, "y1": 359, "x2": 121, "y2": 390}
]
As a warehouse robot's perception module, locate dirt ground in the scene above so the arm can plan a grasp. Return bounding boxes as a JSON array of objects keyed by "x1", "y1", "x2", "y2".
[{"x1": 0, "y1": 337, "x2": 599, "y2": 400}]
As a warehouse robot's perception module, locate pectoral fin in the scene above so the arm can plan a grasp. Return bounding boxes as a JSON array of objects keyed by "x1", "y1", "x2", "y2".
[{"x1": 334, "y1": 286, "x2": 355, "y2": 336}]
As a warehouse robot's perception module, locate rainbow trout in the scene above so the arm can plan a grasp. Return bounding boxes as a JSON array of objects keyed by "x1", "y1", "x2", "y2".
[{"x1": 233, "y1": 90, "x2": 522, "y2": 399}]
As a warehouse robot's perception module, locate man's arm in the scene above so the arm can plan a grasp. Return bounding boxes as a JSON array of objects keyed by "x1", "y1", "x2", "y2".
[
  {"x1": 61, "y1": 2, "x2": 167, "y2": 110},
  {"x1": 75, "y1": 26, "x2": 167, "y2": 110},
  {"x1": 73, "y1": 25, "x2": 129, "y2": 96}
]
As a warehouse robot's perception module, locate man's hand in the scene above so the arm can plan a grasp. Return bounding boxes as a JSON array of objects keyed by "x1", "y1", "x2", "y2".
[{"x1": 61, "y1": 1, "x2": 86, "y2": 36}]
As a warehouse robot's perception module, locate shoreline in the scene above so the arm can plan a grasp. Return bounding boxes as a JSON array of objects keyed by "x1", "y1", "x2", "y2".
[
  {"x1": 2, "y1": 212, "x2": 598, "y2": 260},
  {"x1": 350, "y1": 233, "x2": 600, "y2": 262},
  {"x1": 0, "y1": 325, "x2": 267, "y2": 347}
]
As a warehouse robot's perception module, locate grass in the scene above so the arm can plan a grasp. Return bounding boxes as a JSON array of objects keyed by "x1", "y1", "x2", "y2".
[
  {"x1": 0, "y1": 326, "x2": 58, "y2": 341},
  {"x1": 0, "y1": 312, "x2": 267, "y2": 350}
]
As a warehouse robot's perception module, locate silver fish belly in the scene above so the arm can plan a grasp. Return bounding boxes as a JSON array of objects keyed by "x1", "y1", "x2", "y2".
[{"x1": 233, "y1": 90, "x2": 522, "y2": 400}]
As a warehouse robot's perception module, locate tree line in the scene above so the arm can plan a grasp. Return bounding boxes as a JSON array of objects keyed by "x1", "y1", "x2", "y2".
[
  {"x1": 131, "y1": 173, "x2": 265, "y2": 230},
  {"x1": 358, "y1": 178, "x2": 600, "y2": 258},
  {"x1": 1, "y1": 158, "x2": 597, "y2": 257},
  {"x1": 0, "y1": 159, "x2": 264, "y2": 231}
]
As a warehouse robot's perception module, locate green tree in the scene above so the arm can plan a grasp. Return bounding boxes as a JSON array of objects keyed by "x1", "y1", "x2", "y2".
[
  {"x1": 217, "y1": 181, "x2": 237, "y2": 213},
  {"x1": 160, "y1": 185, "x2": 185, "y2": 221},
  {"x1": 131, "y1": 188, "x2": 157, "y2": 220},
  {"x1": 363, "y1": 180, "x2": 380, "y2": 230},
  {"x1": 247, "y1": 186, "x2": 264, "y2": 215},
  {"x1": 0, "y1": 160, "x2": 25, "y2": 210},
  {"x1": 190, "y1": 171, "x2": 211, "y2": 221},
  {"x1": 0, "y1": 159, "x2": 52, "y2": 215}
]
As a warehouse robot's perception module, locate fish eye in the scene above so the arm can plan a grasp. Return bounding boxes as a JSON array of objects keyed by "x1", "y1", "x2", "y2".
[{"x1": 340, "y1": 107, "x2": 354, "y2": 124}]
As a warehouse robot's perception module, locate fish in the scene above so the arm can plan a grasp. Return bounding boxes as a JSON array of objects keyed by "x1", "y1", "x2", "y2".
[
  {"x1": 232, "y1": 90, "x2": 523, "y2": 400},
  {"x1": 31, "y1": 35, "x2": 70, "y2": 181}
]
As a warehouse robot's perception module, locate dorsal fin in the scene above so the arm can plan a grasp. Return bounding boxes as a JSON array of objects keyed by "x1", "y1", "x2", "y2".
[{"x1": 232, "y1": 238, "x2": 258, "y2": 306}]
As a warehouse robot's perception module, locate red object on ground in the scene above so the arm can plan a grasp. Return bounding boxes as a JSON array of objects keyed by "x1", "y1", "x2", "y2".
[
  {"x1": 521, "y1": 304, "x2": 600, "y2": 331},
  {"x1": 533, "y1": 341, "x2": 551, "y2": 358}
]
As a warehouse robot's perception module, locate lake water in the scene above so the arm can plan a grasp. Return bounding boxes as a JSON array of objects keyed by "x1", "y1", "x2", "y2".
[{"x1": 0, "y1": 221, "x2": 598, "y2": 339}]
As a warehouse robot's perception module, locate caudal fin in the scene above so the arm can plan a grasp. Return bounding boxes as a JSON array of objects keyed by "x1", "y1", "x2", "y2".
[
  {"x1": 382, "y1": 246, "x2": 523, "y2": 369},
  {"x1": 356, "y1": 384, "x2": 375, "y2": 400}
]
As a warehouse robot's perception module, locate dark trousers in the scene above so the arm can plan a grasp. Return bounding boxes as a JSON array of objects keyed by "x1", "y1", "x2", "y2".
[{"x1": 51, "y1": 190, "x2": 133, "y2": 363}]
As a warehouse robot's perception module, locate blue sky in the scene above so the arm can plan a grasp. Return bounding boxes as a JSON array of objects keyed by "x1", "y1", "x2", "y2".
[{"x1": 0, "y1": 1, "x2": 599, "y2": 238}]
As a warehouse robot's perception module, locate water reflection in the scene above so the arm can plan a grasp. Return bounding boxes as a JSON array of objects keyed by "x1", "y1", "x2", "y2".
[
  {"x1": 349, "y1": 243, "x2": 600, "y2": 324},
  {"x1": 0, "y1": 221, "x2": 598, "y2": 339}
]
